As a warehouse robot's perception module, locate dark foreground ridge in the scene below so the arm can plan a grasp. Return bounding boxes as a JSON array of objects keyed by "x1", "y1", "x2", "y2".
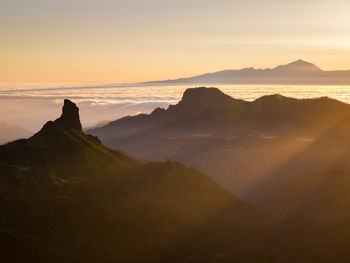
[
  {"x1": 0, "y1": 99, "x2": 272, "y2": 263},
  {"x1": 2, "y1": 98, "x2": 350, "y2": 262}
]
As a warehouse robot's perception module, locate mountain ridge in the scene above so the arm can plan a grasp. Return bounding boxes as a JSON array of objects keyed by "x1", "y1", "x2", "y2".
[
  {"x1": 3, "y1": 98, "x2": 350, "y2": 262},
  {"x1": 92, "y1": 87, "x2": 348, "y2": 142},
  {"x1": 0, "y1": 98, "x2": 273, "y2": 263},
  {"x1": 89, "y1": 87, "x2": 350, "y2": 202},
  {"x1": 141, "y1": 59, "x2": 350, "y2": 85}
]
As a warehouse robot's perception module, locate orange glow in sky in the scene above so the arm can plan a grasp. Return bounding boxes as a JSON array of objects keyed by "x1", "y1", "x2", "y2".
[{"x1": 1, "y1": 0, "x2": 350, "y2": 83}]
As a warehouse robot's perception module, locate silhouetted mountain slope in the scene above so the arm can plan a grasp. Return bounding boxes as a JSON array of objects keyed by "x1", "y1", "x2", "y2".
[
  {"x1": 261, "y1": 115, "x2": 350, "y2": 224},
  {"x1": 91, "y1": 87, "x2": 349, "y2": 147},
  {"x1": 89, "y1": 87, "x2": 350, "y2": 202},
  {"x1": 0, "y1": 122, "x2": 32, "y2": 145},
  {"x1": 0, "y1": 100, "x2": 134, "y2": 169},
  {"x1": 142, "y1": 59, "x2": 350, "y2": 85},
  {"x1": 3, "y1": 99, "x2": 350, "y2": 262},
  {"x1": 275, "y1": 113, "x2": 350, "y2": 174},
  {"x1": 263, "y1": 170, "x2": 350, "y2": 224},
  {"x1": 0, "y1": 99, "x2": 274, "y2": 263}
]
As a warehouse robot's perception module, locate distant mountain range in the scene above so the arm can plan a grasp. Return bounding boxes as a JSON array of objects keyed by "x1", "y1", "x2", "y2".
[
  {"x1": 142, "y1": 59, "x2": 350, "y2": 85},
  {"x1": 90, "y1": 87, "x2": 350, "y2": 203}
]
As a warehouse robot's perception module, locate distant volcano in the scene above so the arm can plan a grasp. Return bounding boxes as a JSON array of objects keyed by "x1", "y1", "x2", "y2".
[
  {"x1": 272, "y1": 59, "x2": 322, "y2": 72},
  {"x1": 142, "y1": 59, "x2": 350, "y2": 85}
]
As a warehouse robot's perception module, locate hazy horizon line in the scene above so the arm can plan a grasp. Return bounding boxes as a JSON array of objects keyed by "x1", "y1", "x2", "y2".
[{"x1": 3, "y1": 59, "x2": 350, "y2": 85}]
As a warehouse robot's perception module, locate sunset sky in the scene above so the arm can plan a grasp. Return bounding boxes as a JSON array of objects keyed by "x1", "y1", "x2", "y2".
[{"x1": 1, "y1": 0, "x2": 350, "y2": 83}]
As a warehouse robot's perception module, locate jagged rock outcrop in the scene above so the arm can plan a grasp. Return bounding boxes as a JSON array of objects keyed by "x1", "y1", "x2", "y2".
[
  {"x1": 35, "y1": 99, "x2": 82, "y2": 138},
  {"x1": 0, "y1": 99, "x2": 124, "y2": 168}
]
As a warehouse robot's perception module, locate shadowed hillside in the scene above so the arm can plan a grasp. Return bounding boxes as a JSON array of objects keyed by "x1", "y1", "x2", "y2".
[
  {"x1": 90, "y1": 87, "x2": 350, "y2": 202},
  {"x1": 0, "y1": 99, "x2": 274, "y2": 263},
  {"x1": 3, "y1": 99, "x2": 350, "y2": 262},
  {"x1": 261, "y1": 116, "x2": 350, "y2": 224},
  {"x1": 263, "y1": 170, "x2": 350, "y2": 224}
]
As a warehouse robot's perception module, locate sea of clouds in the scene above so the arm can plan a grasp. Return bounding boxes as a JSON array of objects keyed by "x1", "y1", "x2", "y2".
[{"x1": 1, "y1": 83, "x2": 350, "y2": 143}]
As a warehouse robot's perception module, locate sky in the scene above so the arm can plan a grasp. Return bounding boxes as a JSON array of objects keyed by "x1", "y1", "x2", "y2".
[{"x1": 1, "y1": 0, "x2": 350, "y2": 83}]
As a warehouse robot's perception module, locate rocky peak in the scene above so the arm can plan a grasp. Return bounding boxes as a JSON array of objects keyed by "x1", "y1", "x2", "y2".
[
  {"x1": 274, "y1": 59, "x2": 322, "y2": 72},
  {"x1": 59, "y1": 99, "x2": 82, "y2": 130},
  {"x1": 180, "y1": 87, "x2": 234, "y2": 107},
  {"x1": 35, "y1": 99, "x2": 82, "y2": 137}
]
